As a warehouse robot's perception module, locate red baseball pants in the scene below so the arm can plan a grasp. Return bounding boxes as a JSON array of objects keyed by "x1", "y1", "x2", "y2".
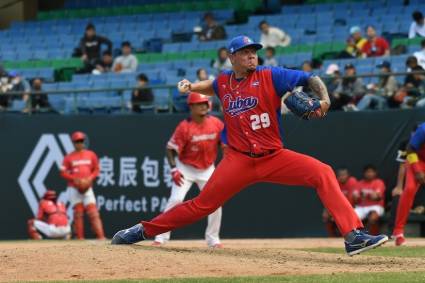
[
  {"x1": 142, "y1": 148, "x2": 363, "y2": 237},
  {"x1": 393, "y1": 161, "x2": 425, "y2": 235}
]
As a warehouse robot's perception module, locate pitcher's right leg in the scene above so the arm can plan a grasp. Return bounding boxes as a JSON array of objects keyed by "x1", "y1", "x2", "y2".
[
  {"x1": 154, "y1": 177, "x2": 193, "y2": 244},
  {"x1": 112, "y1": 149, "x2": 255, "y2": 244}
]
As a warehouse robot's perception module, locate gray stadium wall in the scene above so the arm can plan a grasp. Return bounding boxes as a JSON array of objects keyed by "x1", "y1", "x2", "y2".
[{"x1": 1, "y1": 109, "x2": 424, "y2": 240}]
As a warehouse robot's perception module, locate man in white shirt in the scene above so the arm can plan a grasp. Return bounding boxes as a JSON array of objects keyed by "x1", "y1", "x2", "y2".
[
  {"x1": 409, "y1": 11, "x2": 425, "y2": 39},
  {"x1": 259, "y1": 20, "x2": 291, "y2": 48},
  {"x1": 414, "y1": 39, "x2": 425, "y2": 69},
  {"x1": 112, "y1": 41, "x2": 138, "y2": 73}
]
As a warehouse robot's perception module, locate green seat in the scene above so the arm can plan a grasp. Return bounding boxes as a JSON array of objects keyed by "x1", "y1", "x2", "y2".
[
  {"x1": 298, "y1": 44, "x2": 314, "y2": 53},
  {"x1": 313, "y1": 43, "x2": 332, "y2": 57},
  {"x1": 391, "y1": 38, "x2": 409, "y2": 47},
  {"x1": 330, "y1": 42, "x2": 345, "y2": 52}
]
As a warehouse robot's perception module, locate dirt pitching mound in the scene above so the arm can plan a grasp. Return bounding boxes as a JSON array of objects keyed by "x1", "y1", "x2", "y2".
[{"x1": 1, "y1": 238, "x2": 425, "y2": 282}]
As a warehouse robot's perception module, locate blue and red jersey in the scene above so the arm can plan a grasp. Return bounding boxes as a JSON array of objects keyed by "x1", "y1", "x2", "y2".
[
  {"x1": 409, "y1": 122, "x2": 425, "y2": 161},
  {"x1": 213, "y1": 66, "x2": 312, "y2": 154}
]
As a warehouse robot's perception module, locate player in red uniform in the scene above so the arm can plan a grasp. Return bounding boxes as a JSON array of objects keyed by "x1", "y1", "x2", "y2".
[
  {"x1": 112, "y1": 35, "x2": 388, "y2": 255},
  {"x1": 352, "y1": 165, "x2": 386, "y2": 235},
  {"x1": 60, "y1": 131, "x2": 105, "y2": 239},
  {"x1": 27, "y1": 190, "x2": 71, "y2": 239},
  {"x1": 322, "y1": 167, "x2": 358, "y2": 237},
  {"x1": 393, "y1": 122, "x2": 425, "y2": 246},
  {"x1": 153, "y1": 92, "x2": 224, "y2": 247}
]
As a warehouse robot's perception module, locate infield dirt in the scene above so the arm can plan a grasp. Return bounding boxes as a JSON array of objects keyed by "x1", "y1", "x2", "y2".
[{"x1": 1, "y1": 238, "x2": 425, "y2": 282}]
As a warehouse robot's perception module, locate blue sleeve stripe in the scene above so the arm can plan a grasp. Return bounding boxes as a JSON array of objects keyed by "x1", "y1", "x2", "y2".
[
  {"x1": 212, "y1": 79, "x2": 219, "y2": 97},
  {"x1": 410, "y1": 124, "x2": 425, "y2": 150},
  {"x1": 270, "y1": 67, "x2": 312, "y2": 97},
  {"x1": 220, "y1": 126, "x2": 228, "y2": 145}
]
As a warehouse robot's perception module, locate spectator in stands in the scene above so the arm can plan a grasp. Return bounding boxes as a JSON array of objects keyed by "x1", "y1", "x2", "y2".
[
  {"x1": 323, "y1": 167, "x2": 358, "y2": 237},
  {"x1": 195, "y1": 68, "x2": 215, "y2": 82},
  {"x1": 352, "y1": 164, "x2": 386, "y2": 235},
  {"x1": 356, "y1": 61, "x2": 397, "y2": 110},
  {"x1": 113, "y1": 41, "x2": 138, "y2": 73},
  {"x1": 409, "y1": 11, "x2": 425, "y2": 39},
  {"x1": 413, "y1": 39, "x2": 425, "y2": 69},
  {"x1": 0, "y1": 72, "x2": 12, "y2": 110},
  {"x1": 325, "y1": 64, "x2": 342, "y2": 107},
  {"x1": 79, "y1": 23, "x2": 112, "y2": 73},
  {"x1": 131, "y1": 73, "x2": 153, "y2": 113},
  {"x1": 9, "y1": 70, "x2": 31, "y2": 101},
  {"x1": 0, "y1": 64, "x2": 6, "y2": 77},
  {"x1": 395, "y1": 56, "x2": 425, "y2": 108},
  {"x1": 361, "y1": 25, "x2": 390, "y2": 58},
  {"x1": 23, "y1": 78, "x2": 51, "y2": 113},
  {"x1": 342, "y1": 26, "x2": 367, "y2": 58},
  {"x1": 197, "y1": 12, "x2": 227, "y2": 41},
  {"x1": 333, "y1": 64, "x2": 365, "y2": 111},
  {"x1": 92, "y1": 51, "x2": 113, "y2": 75},
  {"x1": 264, "y1": 47, "x2": 278, "y2": 67},
  {"x1": 211, "y1": 47, "x2": 232, "y2": 73},
  {"x1": 259, "y1": 20, "x2": 291, "y2": 48},
  {"x1": 301, "y1": 61, "x2": 313, "y2": 72}
]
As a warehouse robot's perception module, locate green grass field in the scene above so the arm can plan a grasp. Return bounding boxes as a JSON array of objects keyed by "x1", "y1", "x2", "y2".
[
  {"x1": 36, "y1": 272, "x2": 425, "y2": 283},
  {"x1": 301, "y1": 246, "x2": 425, "y2": 258}
]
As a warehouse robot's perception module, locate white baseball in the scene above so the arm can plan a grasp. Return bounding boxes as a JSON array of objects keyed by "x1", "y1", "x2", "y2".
[{"x1": 177, "y1": 80, "x2": 191, "y2": 93}]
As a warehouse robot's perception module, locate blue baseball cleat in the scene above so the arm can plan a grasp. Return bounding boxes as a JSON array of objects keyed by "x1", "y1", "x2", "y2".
[
  {"x1": 345, "y1": 230, "x2": 388, "y2": 256},
  {"x1": 111, "y1": 223, "x2": 145, "y2": 245}
]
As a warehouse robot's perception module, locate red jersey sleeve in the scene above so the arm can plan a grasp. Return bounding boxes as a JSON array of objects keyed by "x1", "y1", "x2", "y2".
[
  {"x1": 376, "y1": 179, "x2": 386, "y2": 198},
  {"x1": 60, "y1": 155, "x2": 74, "y2": 181},
  {"x1": 89, "y1": 152, "x2": 100, "y2": 180},
  {"x1": 167, "y1": 122, "x2": 188, "y2": 154}
]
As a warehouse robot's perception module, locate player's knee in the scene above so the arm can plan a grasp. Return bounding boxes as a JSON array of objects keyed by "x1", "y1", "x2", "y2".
[
  {"x1": 192, "y1": 198, "x2": 219, "y2": 216},
  {"x1": 73, "y1": 203, "x2": 84, "y2": 215},
  {"x1": 313, "y1": 163, "x2": 334, "y2": 184}
]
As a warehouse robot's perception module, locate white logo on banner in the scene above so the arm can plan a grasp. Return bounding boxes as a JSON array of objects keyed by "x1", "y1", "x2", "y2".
[{"x1": 18, "y1": 134, "x2": 74, "y2": 216}]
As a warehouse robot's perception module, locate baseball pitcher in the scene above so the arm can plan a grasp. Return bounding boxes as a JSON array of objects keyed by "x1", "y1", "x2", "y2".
[{"x1": 112, "y1": 35, "x2": 388, "y2": 256}]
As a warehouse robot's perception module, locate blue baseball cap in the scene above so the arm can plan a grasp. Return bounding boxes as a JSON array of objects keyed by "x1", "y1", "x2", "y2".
[{"x1": 228, "y1": 35, "x2": 262, "y2": 54}]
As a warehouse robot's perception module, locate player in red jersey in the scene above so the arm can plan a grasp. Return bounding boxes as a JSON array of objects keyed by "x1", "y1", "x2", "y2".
[
  {"x1": 393, "y1": 122, "x2": 425, "y2": 246},
  {"x1": 112, "y1": 35, "x2": 388, "y2": 255},
  {"x1": 323, "y1": 167, "x2": 358, "y2": 237},
  {"x1": 352, "y1": 165, "x2": 386, "y2": 235},
  {"x1": 27, "y1": 190, "x2": 71, "y2": 239},
  {"x1": 153, "y1": 92, "x2": 224, "y2": 247},
  {"x1": 61, "y1": 131, "x2": 105, "y2": 239}
]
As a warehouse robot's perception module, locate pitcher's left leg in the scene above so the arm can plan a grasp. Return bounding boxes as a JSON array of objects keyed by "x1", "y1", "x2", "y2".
[
  {"x1": 259, "y1": 149, "x2": 362, "y2": 236},
  {"x1": 259, "y1": 149, "x2": 388, "y2": 255}
]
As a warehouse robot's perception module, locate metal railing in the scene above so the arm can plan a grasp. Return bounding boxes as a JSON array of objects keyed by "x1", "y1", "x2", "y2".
[{"x1": 0, "y1": 70, "x2": 424, "y2": 115}]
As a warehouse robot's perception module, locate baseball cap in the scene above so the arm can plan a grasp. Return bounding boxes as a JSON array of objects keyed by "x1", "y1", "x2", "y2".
[
  {"x1": 228, "y1": 35, "x2": 262, "y2": 54},
  {"x1": 8, "y1": 70, "x2": 19, "y2": 77},
  {"x1": 350, "y1": 26, "x2": 361, "y2": 34},
  {"x1": 325, "y1": 63, "x2": 339, "y2": 75},
  {"x1": 344, "y1": 63, "x2": 355, "y2": 69},
  {"x1": 376, "y1": 61, "x2": 391, "y2": 69}
]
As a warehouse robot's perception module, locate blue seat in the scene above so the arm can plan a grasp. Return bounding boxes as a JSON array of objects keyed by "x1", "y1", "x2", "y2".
[
  {"x1": 154, "y1": 88, "x2": 171, "y2": 111},
  {"x1": 162, "y1": 43, "x2": 182, "y2": 53},
  {"x1": 9, "y1": 100, "x2": 26, "y2": 112},
  {"x1": 33, "y1": 68, "x2": 54, "y2": 81}
]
